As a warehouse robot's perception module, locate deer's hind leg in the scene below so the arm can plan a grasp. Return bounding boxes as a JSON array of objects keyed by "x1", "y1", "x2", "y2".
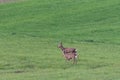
[{"x1": 73, "y1": 53, "x2": 77, "y2": 64}]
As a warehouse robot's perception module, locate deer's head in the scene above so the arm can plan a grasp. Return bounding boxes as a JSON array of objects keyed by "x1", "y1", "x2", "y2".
[{"x1": 58, "y1": 42, "x2": 63, "y2": 48}]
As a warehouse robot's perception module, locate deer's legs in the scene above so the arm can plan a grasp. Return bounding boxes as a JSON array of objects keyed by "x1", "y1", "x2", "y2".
[{"x1": 73, "y1": 53, "x2": 77, "y2": 64}]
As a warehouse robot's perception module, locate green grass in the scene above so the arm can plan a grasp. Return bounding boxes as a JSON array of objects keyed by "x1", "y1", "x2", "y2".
[{"x1": 0, "y1": 0, "x2": 120, "y2": 80}]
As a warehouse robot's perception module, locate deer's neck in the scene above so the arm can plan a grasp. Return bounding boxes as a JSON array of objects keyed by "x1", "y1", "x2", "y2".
[{"x1": 60, "y1": 46, "x2": 65, "y2": 52}]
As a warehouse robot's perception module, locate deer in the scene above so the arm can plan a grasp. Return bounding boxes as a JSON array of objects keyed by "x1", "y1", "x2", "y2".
[{"x1": 58, "y1": 42, "x2": 78, "y2": 64}]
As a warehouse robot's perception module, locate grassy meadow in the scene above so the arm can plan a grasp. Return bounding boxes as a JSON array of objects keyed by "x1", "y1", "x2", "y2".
[{"x1": 0, "y1": 0, "x2": 120, "y2": 80}]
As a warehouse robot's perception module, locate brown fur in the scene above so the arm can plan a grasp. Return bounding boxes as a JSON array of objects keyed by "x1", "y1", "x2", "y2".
[{"x1": 58, "y1": 42, "x2": 77, "y2": 64}]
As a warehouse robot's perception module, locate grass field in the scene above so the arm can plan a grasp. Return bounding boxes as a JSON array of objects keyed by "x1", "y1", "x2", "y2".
[{"x1": 0, "y1": 0, "x2": 120, "y2": 80}]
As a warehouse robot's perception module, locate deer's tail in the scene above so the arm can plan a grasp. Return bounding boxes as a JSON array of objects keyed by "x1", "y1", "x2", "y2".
[{"x1": 74, "y1": 49, "x2": 77, "y2": 58}]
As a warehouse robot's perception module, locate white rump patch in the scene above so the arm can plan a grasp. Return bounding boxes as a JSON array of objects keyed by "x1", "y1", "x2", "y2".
[
  {"x1": 75, "y1": 53, "x2": 77, "y2": 58},
  {"x1": 75, "y1": 49, "x2": 77, "y2": 52},
  {"x1": 75, "y1": 55, "x2": 77, "y2": 58}
]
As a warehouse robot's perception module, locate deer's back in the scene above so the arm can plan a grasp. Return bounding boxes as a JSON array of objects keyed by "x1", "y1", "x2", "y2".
[{"x1": 64, "y1": 48, "x2": 76, "y2": 53}]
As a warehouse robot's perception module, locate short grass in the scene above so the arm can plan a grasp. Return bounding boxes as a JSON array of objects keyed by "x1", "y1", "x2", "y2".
[{"x1": 0, "y1": 0, "x2": 120, "y2": 80}]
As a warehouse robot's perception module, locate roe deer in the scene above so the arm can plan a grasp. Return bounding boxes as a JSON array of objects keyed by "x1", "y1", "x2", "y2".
[{"x1": 58, "y1": 42, "x2": 78, "y2": 64}]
